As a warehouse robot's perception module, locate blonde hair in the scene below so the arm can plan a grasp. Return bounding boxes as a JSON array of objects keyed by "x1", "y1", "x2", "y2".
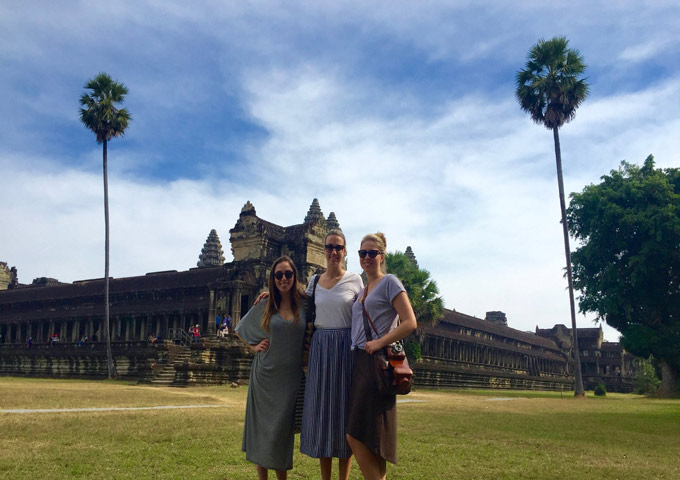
[
  {"x1": 262, "y1": 256, "x2": 306, "y2": 332},
  {"x1": 361, "y1": 232, "x2": 387, "y2": 273}
]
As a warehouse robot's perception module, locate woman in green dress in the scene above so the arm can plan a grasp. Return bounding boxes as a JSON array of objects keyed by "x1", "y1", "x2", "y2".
[{"x1": 235, "y1": 255, "x2": 307, "y2": 480}]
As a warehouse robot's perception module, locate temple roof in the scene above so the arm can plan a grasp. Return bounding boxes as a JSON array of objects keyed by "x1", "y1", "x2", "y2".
[{"x1": 439, "y1": 309, "x2": 562, "y2": 351}]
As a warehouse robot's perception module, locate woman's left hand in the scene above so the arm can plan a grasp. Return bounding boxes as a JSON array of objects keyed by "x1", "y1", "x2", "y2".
[{"x1": 364, "y1": 339, "x2": 383, "y2": 355}]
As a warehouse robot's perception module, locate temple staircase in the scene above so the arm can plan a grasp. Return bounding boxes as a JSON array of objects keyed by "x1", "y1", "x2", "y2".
[{"x1": 150, "y1": 344, "x2": 191, "y2": 387}]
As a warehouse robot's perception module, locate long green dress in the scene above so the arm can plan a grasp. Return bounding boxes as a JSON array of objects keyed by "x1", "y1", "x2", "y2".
[{"x1": 235, "y1": 301, "x2": 306, "y2": 471}]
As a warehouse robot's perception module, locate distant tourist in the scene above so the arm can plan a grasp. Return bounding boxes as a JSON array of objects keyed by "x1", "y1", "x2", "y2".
[
  {"x1": 191, "y1": 324, "x2": 201, "y2": 343},
  {"x1": 216, "y1": 314, "x2": 222, "y2": 332},
  {"x1": 235, "y1": 255, "x2": 307, "y2": 479},
  {"x1": 346, "y1": 233, "x2": 417, "y2": 479},
  {"x1": 224, "y1": 315, "x2": 231, "y2": 335},
  {"x1": 148, "y1": 333, "x2": 158, "y2": 345},
  {"x1": 77, "y1": 335, "x2": 88, "y2": 347},
  {"x1": 26, "y1": 336, "x2": 32, "y2": 349}
]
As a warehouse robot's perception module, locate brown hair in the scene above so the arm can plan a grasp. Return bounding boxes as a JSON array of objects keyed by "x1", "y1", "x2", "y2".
[
  {"x1": 360, "y1": 232, "x2": 387, "y2": 274},
  {"x1": 262, "y1": 256, "x2": 306, "y2": 332},
  {"x1": 326, "y1": 228, "x2": 347, "y2": 259},
  {"x1": 326, "y1": 228, "x2": 347, "y2": 247}
]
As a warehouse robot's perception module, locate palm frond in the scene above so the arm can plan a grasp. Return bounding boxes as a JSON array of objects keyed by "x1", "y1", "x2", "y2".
[
  {"x1": 515, "y1": 36, "x2": 589, "y2": 130},
  {"x1": 80, "y1": 73, "x2": 131, "y2": 143}
]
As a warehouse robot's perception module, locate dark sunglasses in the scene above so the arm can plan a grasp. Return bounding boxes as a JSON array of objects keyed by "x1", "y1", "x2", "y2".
[
  {"x1": 274, "y1": 270, "x2": 294, "y2": 280},
  {"x1": 358, "y1": 249, "x2": 382, "y2": 259},
  {"x1": 325, "y1": 244, "x2": 345, "y2": 253}
]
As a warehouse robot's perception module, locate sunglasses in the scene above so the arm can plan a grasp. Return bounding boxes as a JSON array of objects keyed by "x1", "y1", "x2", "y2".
[
  {"x1": 358, "y1": 249, "x2": 383, "y2": 259},
  {"x1": 325, "y1": 244, "x2": 345, "y2": 253},
  {"x1": 274, "y1": 270, "x2": 294, "y2": 280}
]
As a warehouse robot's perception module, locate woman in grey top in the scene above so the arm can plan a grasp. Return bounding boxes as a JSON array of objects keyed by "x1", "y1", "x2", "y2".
[
  {"x1": 300, "y1": 229, "x2": 363, "y2": 480},
  {"x1": 235, "y1": 256, "x2": 307, "y2": 480},
  {"x1": 346, "y1": 232, "x2": 417, "y2": 480}
]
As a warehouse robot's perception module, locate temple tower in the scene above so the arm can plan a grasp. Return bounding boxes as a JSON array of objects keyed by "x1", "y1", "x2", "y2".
[
  {"x1": 326, "y1": 212, "x2": 340, "y2": 231},
  {"x1": 197, "y1": 229, "x2": 226, "y2": 267},
  {"x1": 229, "y1": 198, "x2": 331, "y2": 287},
  {"x1": 405, "y1": 246, "x2": 419, "y2": 268}
]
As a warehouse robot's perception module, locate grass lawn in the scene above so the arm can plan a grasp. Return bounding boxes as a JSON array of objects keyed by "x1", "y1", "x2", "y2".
[{"x1": 0, "y1": 377, "x2": 678, "y2": 479}]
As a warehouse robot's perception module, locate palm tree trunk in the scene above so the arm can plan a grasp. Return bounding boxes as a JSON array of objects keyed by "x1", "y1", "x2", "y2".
[
  {"x1": 659, "y1": 360, "x2": 679, "y2": 396},
  {"x1": 103, "y1": 139, "x2": 115, "y2": 379},
  {"x1": 553, "y1": 127, "x2": 585, "y2": 397}
]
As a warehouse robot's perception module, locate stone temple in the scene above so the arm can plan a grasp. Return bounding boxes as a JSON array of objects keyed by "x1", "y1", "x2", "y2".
[{"x1": 0, "y1": 199, "x2": 636, "y2": 391}]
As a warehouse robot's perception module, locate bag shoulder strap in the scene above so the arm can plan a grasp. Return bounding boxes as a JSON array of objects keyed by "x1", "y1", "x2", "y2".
[
  {"x1": 360, "y1": 286, "x2": 383, "y2": 341},
  {"x1": 308, "y1": 274, "x2": 321, "y2": 319},
  {"x1": 312, "y1": 274, "x2": 320, "y2": 301}
]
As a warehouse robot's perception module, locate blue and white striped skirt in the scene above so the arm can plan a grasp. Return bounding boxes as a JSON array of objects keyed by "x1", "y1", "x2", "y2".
[{"x1": 300, "y1": 327, "x2": 353, "y2": 459}]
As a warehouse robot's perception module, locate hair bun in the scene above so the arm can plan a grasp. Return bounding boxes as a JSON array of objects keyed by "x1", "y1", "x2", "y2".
[{"x1": 375, "y1": 232, "x2": 386, "y2": 249}]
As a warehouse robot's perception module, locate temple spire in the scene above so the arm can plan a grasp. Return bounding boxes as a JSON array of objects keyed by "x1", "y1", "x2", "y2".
[
  {"x1": 405, "y1": 246, "x2": 418, "y2": 268},
  {"x1": 197, "y1": 229, "x2": 225, "y2": 267},
  {"x1": 326, "y1": 212, "x2": 340, "y2": 231},
  {"x1": 240, "y1": 200, "x2": 256, "y2": 216},
  {"x1": 304, "y1": 198, "x2": 325, "y2": 226}
]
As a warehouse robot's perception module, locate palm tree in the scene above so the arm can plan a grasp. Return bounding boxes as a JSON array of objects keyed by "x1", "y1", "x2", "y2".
[
  {"x1": 516, "y1": 36, "x2": 589, "y2": 396},
  {"x1": 385, "y1": 251, "x2": 444, "y2": 328},
  {"x1": 79, "y1": 73, "x2": 131, "y2": 379}
]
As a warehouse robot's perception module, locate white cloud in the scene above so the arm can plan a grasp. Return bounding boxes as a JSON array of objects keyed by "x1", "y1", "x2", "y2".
[{"x1": 4, "y1": 0, "x2": 680, "y2": 346}]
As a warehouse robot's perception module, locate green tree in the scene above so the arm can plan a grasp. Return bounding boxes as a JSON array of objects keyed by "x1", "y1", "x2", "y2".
[
  {"x1": 386, "y1": 251, "x2": 444, "y2": 327},
  {"x1": 516, "y1": 36, "x2": 589, "y2": 396},
  {"x1": 635, "y1": 357, "x2": 662, "y2": 395},
  {"x1": 567, "y1": 156, "x2": 680, "y2": 394},
  {"x1": 386, "y1": 251, "x2": 444, "y2": 363},
  {"x1": 79, "y1": 73, "x2": 131, "y2": 379}
]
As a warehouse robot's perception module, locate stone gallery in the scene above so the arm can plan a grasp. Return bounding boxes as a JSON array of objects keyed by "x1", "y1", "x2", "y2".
[{"x1": 0, "y1": 200, "x2": 636, "y2": 391}]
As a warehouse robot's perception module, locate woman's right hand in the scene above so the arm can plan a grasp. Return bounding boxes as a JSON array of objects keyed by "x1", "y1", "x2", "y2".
[
  {"x1": 252, "y1": 338, "x2": 270, "y2": 352},
  {"x1": 253, "y1": 292, "x2": 269, "y2": 305}
]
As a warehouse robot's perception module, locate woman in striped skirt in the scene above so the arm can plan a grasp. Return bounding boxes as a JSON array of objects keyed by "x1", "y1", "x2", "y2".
[{"x1": 300, "y1": 228, "x2": 364, "y2": 480}]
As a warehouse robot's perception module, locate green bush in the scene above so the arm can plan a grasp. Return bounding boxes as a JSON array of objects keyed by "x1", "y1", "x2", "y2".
[
  {"x1": 635, "y1": 357, "x2": 661, "y2": 394},
  {"x1": 404, "y1": 339, "x2": 421, "y2": 363},
  {"x1": 594, "y1": 382, "x2": 607, "y2": 396}
]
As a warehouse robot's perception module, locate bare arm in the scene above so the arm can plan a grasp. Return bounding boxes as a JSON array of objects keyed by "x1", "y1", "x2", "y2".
[
  {"x1": 253, "y1": 291, "x2": 269, "y2": 305},
  {"x1": 235, "y1": 333, "x2": 270, "y2": 353},
  {"x1": 364, "y1": 291, "x2": 417, "y2": 354}
]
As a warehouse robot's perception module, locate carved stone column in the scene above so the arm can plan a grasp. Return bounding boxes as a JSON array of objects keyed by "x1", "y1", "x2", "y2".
[{"x1": 208, "y1": 290, "x2": 216, "y2": 336}]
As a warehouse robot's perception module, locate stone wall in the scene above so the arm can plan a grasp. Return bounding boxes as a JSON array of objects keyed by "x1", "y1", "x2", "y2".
[
  {"x1": 0, "y1": 342, "x2": 161, "y2": 381},
  {"x1": 174, "y1": 343, "x2": 253, "y2": 386},
  {"x1": 414, "y1": 359, "x2": 573, "y2": 391}
]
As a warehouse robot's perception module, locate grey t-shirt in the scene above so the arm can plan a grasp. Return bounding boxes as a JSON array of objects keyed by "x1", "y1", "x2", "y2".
[
  {"x1": 306, "y1": 271, "x2": 364, "y2": 329},
  {"x1": 351, "y1": 274, "x2": 406, "y2": 350}
]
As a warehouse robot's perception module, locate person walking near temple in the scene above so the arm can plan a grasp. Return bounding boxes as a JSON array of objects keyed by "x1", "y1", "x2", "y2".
[{"x1": 235, "y1": 256, "x2": 307, "y2": 480}]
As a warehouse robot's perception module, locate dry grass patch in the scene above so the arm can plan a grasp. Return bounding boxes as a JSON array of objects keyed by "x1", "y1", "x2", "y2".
[
  {"x1": 0, "y1": 377, "x2": 230, "y2": 409},
  {"x1": 1, "y1": 378, "x2": 678, "y2": 479}
]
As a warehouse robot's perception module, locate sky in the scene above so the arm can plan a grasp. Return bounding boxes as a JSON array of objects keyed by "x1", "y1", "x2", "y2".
[{"x1": 2, "y1": 1, "x2": 679, "y2": 342}]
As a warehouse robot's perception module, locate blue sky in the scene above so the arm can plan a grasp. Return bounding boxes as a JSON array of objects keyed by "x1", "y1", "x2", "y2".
[{"x1": 2, "y1": 1, "x2": 680, "y2": 341}]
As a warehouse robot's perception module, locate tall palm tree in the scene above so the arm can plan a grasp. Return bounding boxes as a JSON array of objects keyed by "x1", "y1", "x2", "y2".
[
  {"x1": 79, "y1": 73, "x2": 131, "y2": 379},
  {"x1": 515, "y1": 36, "x2": 589, "y2": 397}
]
